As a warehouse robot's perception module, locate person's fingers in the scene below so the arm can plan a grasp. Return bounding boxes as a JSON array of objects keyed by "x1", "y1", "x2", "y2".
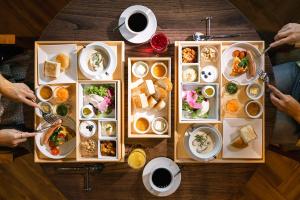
[
  {"x1": 270, "y1": 93, "x2": 283, "y2": 108},
  {"x1": 25, "y1": 91, "x2": 36, "y2": 101},
  {"x1": 274, "y1": 30, "x2": 291, "y2": 41},
  {"x1": 19, "y1": 132, "x2": 37, "y2": 138},
  {"x1": 278, "y1": 24, "x2": 291, "y2": 33},
  {"x1": 23, "y1": 98, "x2": 39, "y2": 107},
  {"x1": 270, "y1": 37, "x2": 291, "y2": 48},
  {"x1": 15, "y1": 138, "x2": 27, "y2": 144},
  {"x1": 268, "y1": 84, "x2": 285, "y2": 99}
]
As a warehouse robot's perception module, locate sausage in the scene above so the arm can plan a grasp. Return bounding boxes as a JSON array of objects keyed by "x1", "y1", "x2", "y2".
[
  {"x1": 246, "y1": 51, "x2": 256, "y2": 77},
  {"x1": 42, "y1": 120, "x2": 62, "y2": 145}
]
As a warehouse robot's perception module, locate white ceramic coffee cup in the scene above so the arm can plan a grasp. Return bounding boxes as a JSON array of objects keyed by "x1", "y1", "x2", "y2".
[
  {"x1": 149, "y1": 167, "x2": 174, "y2": 193},
  {"x1": 125, "y1": 9, "x2": 150, "y2": 34}
]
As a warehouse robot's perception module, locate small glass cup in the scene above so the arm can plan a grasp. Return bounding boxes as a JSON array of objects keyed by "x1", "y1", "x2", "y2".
[
  {"x1": 150, "y1": 33, "x2": 169, "y2": 54},
  {"x1": 127, "y1": 148, "x2": 146, "y2": 170}
]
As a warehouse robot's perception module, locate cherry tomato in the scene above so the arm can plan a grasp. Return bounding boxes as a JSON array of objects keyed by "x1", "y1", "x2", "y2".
[
  {"x1": 232, "y1": 50, "x2": 240, "y2": 57},
  {"x1": 51, "y1": 147, "x2": 59, "y2": 155},
  {"x1": 239, "y1": 51, "x2": 247, "y2": 59},
  {"x1": 57, "y1": 133, "x2": 65, "y2": 139},
  {"x1": 48, "y1": 141, "x2": 55, "y2": 148}
]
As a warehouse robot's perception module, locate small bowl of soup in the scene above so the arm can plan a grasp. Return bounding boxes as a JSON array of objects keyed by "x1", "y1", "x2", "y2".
[
  {"x1": 245, "y1": 100, "x2": 263, "y2": 118},
  {"x1": 151, "y1": 62, "x2": 167, "y2": 79},
  {"x1": 134, "y1": 117, "x2": 150, "y2": 134},
  {"x1": 36, "y1": 85, "x2": 53, "y2": 101}
]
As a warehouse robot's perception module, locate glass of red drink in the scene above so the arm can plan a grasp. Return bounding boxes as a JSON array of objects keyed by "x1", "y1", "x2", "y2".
[{"x1": 150, "y1": 33, "x2": 169, "y2": 53}]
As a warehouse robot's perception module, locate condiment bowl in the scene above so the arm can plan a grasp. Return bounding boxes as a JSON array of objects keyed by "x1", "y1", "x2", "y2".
[
  {"x1": 245, "y1": 100, "x2": 263, "y2": 118},
  {"x1": 132, "y1": 61, "x2": 149, "y2": 78},
  {"x1": 246, "y1": 83, "x2": 264, "y2": 100},
  {"x1": 151, "y1": 62, "x2": 168, "y2": 79},
  {"x1": 151, "y1": 117, "x2": 168, "y2": 135},
  {"x1": 36, "y1": 85, "x2": 53, "y2": 102},
  {"x1": 134, "y1": 116, "x2": 151, "y2": 134}
]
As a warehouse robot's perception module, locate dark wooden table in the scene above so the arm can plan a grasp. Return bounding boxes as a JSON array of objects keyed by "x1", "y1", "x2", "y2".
[{"x1": 39, "y1": 0, "x2": 274, "y2": 199}]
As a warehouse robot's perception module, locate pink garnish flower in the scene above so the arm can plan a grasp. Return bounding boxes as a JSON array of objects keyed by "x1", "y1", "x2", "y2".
[
  {"x1": 97, "y1": 97, "x2": 111, "y2": 113},
  {"x1": 185, "y1": 90, "x2": 202, "y2": 109}
]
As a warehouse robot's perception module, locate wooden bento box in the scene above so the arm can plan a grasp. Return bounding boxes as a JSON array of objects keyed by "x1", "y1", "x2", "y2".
[
  {"x1": 174, "y1": 41, "x2": 265, "y2": 163},
  {"x1": 34, "y1": 41, "x2": 125, "y2": 163},
  {"x1": 128, "y1": 57, "x2": 172, "y2": 138}
]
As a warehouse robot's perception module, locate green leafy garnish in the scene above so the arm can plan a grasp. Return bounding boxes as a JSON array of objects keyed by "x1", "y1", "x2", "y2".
[
  {"x1": 84, "y1": 85, "x2": 110, "y2": 97},
  {"x1": 238, "y1": 57, "x2": 249, "y2": 68},
  {"x1": 183, "y1": 101, "x2": 193, "y2": 112}
]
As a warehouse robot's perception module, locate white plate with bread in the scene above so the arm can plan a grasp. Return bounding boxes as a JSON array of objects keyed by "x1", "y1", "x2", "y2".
[
  {"x1": 38, "y1": 44, "x2": 77, "y2": 84},
  {"x1": 222, "y1": 118, "x2": 262, "y2": 159}
]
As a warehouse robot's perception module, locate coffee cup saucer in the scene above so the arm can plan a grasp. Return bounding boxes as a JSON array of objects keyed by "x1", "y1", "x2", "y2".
[
  {"x1": 118, "y1": 5, "x2": 157, "y2": 44},
  {"x1": 142, "y1": 157, "x2": 181, "y2": 197}
]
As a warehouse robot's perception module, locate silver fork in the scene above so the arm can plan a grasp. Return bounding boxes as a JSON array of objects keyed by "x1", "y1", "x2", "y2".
[
  {"x1": 39, "y1": 108, "x2": 62, "y2": 124},
  {"x1": 257, "y1": 68, "x2": 269, "y2": 83}
]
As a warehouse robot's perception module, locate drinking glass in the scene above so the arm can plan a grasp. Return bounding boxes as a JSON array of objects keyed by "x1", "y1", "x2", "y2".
[{"x1": 150, "y1": 33, "x2": 169, "y2": 54}]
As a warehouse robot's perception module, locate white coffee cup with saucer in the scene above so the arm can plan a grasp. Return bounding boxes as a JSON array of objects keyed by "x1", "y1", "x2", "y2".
[
  {"x1": 118, "y1": 5, "x2": 157, "y2": 44},
  {"x1": 142, "y1": 157, "x2": 181, "y2": 197}
]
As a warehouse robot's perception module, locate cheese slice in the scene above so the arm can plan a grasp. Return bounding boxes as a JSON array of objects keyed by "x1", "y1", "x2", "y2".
[
  {"x1": 44, "y1": 60, "x2": 61, "y2": 78},
  {"x1": 131, "y1": 79, "x2": 144, "y2": 90}
]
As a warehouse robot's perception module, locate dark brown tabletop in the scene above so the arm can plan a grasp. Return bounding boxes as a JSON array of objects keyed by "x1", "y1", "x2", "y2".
[{"x1": 40, "y1": 0, "x2": 273, "y2": 199}]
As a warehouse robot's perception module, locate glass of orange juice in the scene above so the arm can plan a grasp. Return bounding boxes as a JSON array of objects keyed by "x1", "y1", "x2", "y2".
[{"x1": 128, "y1": 148, "x2": 147, "y2": 170}]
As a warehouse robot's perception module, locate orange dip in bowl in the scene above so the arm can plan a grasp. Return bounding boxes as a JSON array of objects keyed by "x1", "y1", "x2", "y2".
[{"x1": 135, "y1": 117, "x2": 149, "y2": 132}]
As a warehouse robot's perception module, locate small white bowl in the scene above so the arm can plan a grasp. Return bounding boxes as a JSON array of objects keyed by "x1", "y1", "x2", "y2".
[
  {"x1": 151, "y1": 62, "x2": 168, "y2": 79},
  {"x1": 36, "y1": 85, "x2": 53, "y2": 102},
  {"x1": 245, "y1": 100, "x2": 263, "y2": 118},
  {"x1": 246, "y1": 83, "x2": 264, "y2": 100},
  {"x1": 134, "y1": 117, "x2": 151, "y2": 134},
  {"x1": 79, "y1": 120, "x2": 97, "y2": 138},
  {"x1": 132, "y1": 61, "x2": 149, "y2": 78},
  {"x1": 151, "y1": 117, "x2": 168, "y2": 135},
  {"x1": 202, "y1": 86, "x2": 215, "y2": 98},
  {"x1": 81, "y1": 105, "x2": 95, "y2": 119},
  {"x1": 35, "y1": 101, "x2": 53, "y2": 118}
]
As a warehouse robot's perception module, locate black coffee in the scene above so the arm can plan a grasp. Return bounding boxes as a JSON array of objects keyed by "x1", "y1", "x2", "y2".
[
  {"x1": 128, "y1": 13, "x2": 147, "y2": 32},
  {"x1": 152, "y1": 168, "x2": 172, "y2": 188}
]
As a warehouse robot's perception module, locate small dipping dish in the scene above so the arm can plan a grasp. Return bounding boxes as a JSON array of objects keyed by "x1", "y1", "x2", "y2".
[
  {"x1": 151, "y1": 62, "x2": 167, "y2": 79},
  {"x1": 79, "y1": 120, "x2": 97, "y2": 138},
  {"x1": 132, "y1": 61, "x2": 149, "y2": 78},
  {"x1": 245, "y1": 100, "x2": 263, "y2": 118},
  {"x1": 151, "y1": 117, "x2": 168, "y2": 135},
  {"x1": 246, "y1": 83, "x2": 263, "y2": 100}
]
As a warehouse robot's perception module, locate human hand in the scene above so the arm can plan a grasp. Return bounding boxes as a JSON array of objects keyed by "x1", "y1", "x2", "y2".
[
  {"x1": 270, "y1": 23, "x2": 300, "y2": 48},
  {"x1": 268, "y1": 84, "x2": 300, "y2": 123},
  {"x1": 0, "y1": 77, "x2": 38, "y2": 107},
  {"x1": 0, "y1": 129, "x2": 36, "y2": 148}
]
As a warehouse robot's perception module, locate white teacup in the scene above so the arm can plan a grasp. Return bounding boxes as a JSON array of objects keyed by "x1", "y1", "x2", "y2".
[{"x1": 149, "y1": 167, "x2": 175, "y2": 193}]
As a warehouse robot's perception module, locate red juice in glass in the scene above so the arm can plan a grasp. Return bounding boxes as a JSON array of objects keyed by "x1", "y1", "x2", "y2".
[{"x1": 150, "y1": 33, "x2": 169, "y2": 53}]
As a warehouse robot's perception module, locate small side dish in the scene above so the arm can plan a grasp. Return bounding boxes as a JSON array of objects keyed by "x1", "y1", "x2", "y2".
[
  {"x1": 54, "y1": 87, "x2": 70, "y2": 103},
  {"x1": 44, "y1": 60, "x2": 61, "y2": 78},
  {"x1": 55, "y1": 53, "x2": 70, "y2": 71},
  {"x1": 201, "y1": 46, "x2": 218, "y2": 62},
  {"x1": 182, "y1": 47, "x2": 198, "y2": 63},
  {"x1": 80, "y1": 139, "x2": 97, "y2": 155},
  {"x1": 132, "y1": 61, "x2": 149, "y2": 78},
  {"x1": 201, "y1": 86, "x2": 215, "y2": 98},
  {"x1": 79, "y1": 121, "x2": 97, "y2": 138},
  {"x1": 36, "y1": 101, "x2": 53, "y2": 117},
  {"x1": 88, "y1": 49, "x2": 107, "y2": 72},
  {"x1": 55, "y1": 103, "x2": 69, "y2": 117},
  {"x1": 100, "y1": 141, "x2": 116, "y2": 157},
  {"x1": 225, "y1": 99, "x2": 240, "y2": 113},
  {"x1": 151, "y1": 117, "x2": 168, "y2": 135},
  {"x1": 231, "y1": 125, "x2": 257, "y2": 148},
  {"x1": 102, "y1": 121, "x2": 116, "y2": 136},
  {"x1": 182, "y1": 87, "x2": 210, "y2": 119},
  {"x1": 134, "y1": 117, "x2": 150, "y2": 134},
  {"x1": 151, "y1": 62, "x2": 167, "y2": 79},
  {"x1": 38, "y1": 85, "x2": 53, "y2": 101},
  {"x1": 182, "y1": 67, "x2": 198, "y2": 82},
  {"x1": 246, "y1": 83, "x2": 263, "y2": 100},
  {"x1": 81, "y1": 105, "x2": 95, "y2": 118},
  {"x1": 200, "y1": 65, "x2": 218, "y2": 83},
  {"x1": 245, "y1": 100, "x2": 262, "y2": 118},
  {"x1": 225, "y1": 82, "x2": 238, "y2": 95}
]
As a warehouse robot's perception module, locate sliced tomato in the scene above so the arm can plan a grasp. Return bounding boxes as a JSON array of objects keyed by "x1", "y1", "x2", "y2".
[{"x1": 51, "y1": 147, "x2": 60, "y2": 155}]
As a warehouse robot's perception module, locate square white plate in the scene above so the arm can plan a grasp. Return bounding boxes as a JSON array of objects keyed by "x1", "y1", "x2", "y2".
[
  {"x1": 38, "y1": 44, "x2": 77, "y2": 84},
  {"x1": 222, "y1": 118, "x2": 262, "y2": 159}
]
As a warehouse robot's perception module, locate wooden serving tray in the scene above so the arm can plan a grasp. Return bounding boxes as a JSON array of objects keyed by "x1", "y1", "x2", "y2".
[
  {"x1": 128, "y1": 57, "x2": 172, "y2": 138},
  {"x1": 34, "y1": 41, "x2": 125, "y2": 163},
  {"x1": 174, "y1": 41, "x2": 265, "y2": 163}
]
